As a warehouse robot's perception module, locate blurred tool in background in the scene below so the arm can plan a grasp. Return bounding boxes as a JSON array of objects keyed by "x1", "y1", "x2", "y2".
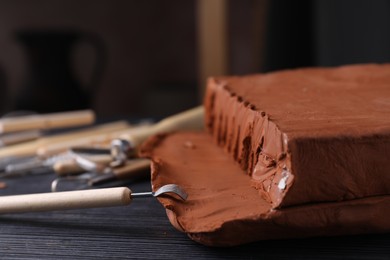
[
  {"x1": 0, "y1": 106, "x2": 204, "y2": 192},
  {"x1": 0, "y1": 109, "x2": 96, "y2": 149}
]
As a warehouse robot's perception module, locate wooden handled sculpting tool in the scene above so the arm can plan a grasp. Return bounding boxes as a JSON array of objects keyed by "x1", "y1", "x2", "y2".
[
  {"x1": 0, "y1": 130, "x2": 41, "y2": 147},
  {"x1": 0, "y1": 106, "x2": 202, "y2": 159},
  {"x1": 53, "y1": 154, "x2": 113, "y2": 176},
  {"x1": 0, "y1": 110, "x2": 95, "y2": 134},
  {"x1": 50, "y1": 158, "x2": 151, "y2": 192},
  {"x1": 48, "y1": 106, "x2": 204, "y2": 176},
  {"x1": 0, "y1": 107, "x2": 204, "y2": 177},
  {"x1": 88, "y1": 158, "x2": 151, "y2": 186},
  {"x1": 120, "y1": 106, "x2": 204, "y2": 149},
  {"x1": 0, "y1": 184, "x2": 187, "y2": 214},
  {"x1": 36, "y1": 123, "x2": 153, "y2": 157},
  {"x1": 0, "y1": 120, "x2": 130, "y2": 158}
]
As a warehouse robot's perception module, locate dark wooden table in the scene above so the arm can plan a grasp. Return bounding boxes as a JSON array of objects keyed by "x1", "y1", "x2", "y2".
[{"x1": 0, "y1": 166, "x2": 389, "y2": 259}]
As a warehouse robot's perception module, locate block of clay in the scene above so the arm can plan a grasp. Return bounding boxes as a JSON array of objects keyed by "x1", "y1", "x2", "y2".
[
  {"x1": 140, "y1": 64, "x2": 390, "y2": 246},
  {"x1": 204, "y1": 64, "x2": 390, "y2": 208},
  {"x1": 140, "y1": 132, "x2": 390, "y2": 246}
]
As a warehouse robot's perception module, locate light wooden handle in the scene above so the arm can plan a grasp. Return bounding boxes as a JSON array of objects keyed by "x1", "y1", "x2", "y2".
[
  {"x1": 37, "y1": 123, "x2": 151, "y2": 157},
  {"x1": 0, "y1": 110, "x2": 95, "y2": 134},
  {"x1": 122, "y1": 106, "x2": 204, "y2": 147},
  {"x1": 0, "y1": 187, "x2": 132, "y2": 214},
  {"x1": 89, "y1": 159, "x2": 151, "y2": 186},
  {"x1": 53, "y1": 159, "x2": 85, "y2": 175},
  {"x1": 0, "y1": 130, "x2": 41, "y2": 147},
  {"x1": 113, "y1": 159, "x2": 150, "y2": 179},
  {"x1": 53, "y1": 154, "x2": 112, "y2": 176},
  {"x1": 0, "y1": 120, "x2": 129, "y2": 158},
  {"x1": 37, "y1": 136, "x2": 111, "y2": 157}
]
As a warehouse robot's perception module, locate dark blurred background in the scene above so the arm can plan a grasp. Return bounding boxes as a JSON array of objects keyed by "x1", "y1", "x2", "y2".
[{"x1": 0, "y1": 0, "x2": 389, "y2": 118}]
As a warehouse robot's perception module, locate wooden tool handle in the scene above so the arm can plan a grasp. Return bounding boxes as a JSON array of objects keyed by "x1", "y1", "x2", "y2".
[
  {"x1": 54, "y1": 155, "x2": 112, "y2": 176},
  {"x1": 53, "y1": 159, "x2": 85, "y2": 176},
  {"x1": 0, "y1": 110, "x2": 95, "y2": 134},
  {"x1": 113, "y1": 159, "x2": 150, "y2": 179},
  {"x1": 0, "y1": 130, "x2": 41, "y2": 147},
  {"x1": 88, "y1": 159, "x2": 150, "y2": 186},
  {"x1": 122, "y1": 106, "x2": 204, "y2": 147},
  {"x1": 0, "y1": 187, "x2": 132, "y2": 214},
  {"x1": 36, "y1": 123, "x2": 150, "y2": 157},
  {"x1": 0, "y1": 121, "x2": 129, "y2": 158}
]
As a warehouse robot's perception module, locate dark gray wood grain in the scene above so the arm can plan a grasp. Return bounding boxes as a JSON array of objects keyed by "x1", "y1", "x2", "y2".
[{"x1": 0, "y1": 172, "x2": 389, "y2": 259}]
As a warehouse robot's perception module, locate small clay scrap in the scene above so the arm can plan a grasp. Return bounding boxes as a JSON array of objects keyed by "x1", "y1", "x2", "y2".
[{"x1": 0, "y1": 181, "x2": 7, "y2": 189}]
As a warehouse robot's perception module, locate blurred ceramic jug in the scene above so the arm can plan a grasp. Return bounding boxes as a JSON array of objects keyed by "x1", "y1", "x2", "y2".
[{"x1": 14, "y1": 29, "x2": 106, "y2": 113}]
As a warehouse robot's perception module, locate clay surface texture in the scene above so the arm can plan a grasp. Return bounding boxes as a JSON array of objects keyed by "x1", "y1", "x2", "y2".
[{"x1": 140, "y1": 64, "x2": 390, "y2": 246}]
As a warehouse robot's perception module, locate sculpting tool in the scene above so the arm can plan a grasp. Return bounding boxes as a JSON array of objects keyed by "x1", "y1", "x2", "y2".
[
  {"x1": 36, "y1": 122, "x2": 151, "y2": 157},
  {"x1": 87, "y1": 158, "x2": 150, "y2": 186},
  {"x1": 53, "y1": 154, "x2": 112, "y2": 176},
  {"x1": 119, "y1": 106, "x2": 204, "y2": 150},
  {"x1": 0, "y1": 184, "x2": 187, "y2": 214},
  {"x1": 0, "y1": 120, "x2": 130, "y2": 158},
  {"x1": 0, "y1": 109, "x2": 95, "y2": 134},
  {"x1": 50, "y1": 158, "x2": 150, "y2": 192},
  {"x1": 0, "y1": 106, "x2": 203, "y2": 159},
  {"x1": 26, "y1": 105, "x2": 204, "y2": 177},
  {"x1": 0, "y1": 130, "x2": 41, "y2": 147}
]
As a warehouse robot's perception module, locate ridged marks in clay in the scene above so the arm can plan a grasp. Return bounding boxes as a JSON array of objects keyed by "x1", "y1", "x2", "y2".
[{"x1": 205, "y1": 77, "x2": 292, "y2": 208}]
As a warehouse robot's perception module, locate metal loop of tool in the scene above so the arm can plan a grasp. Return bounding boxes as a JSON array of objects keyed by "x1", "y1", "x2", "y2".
[
  {"x1": 69, "y1": 138, "x2": 132, "y2": 171},
  {"x1": 132, "y1": 184, "x2": 188, "y2": 201},
  {"x1": 110, "y1": 139, "x2": 134, "y2": 167}
]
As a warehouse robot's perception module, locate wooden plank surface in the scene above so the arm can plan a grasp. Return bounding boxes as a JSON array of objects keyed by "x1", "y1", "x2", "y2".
[{"x1": 0, "y1": 170, "x2": 389, "y2": 259}]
